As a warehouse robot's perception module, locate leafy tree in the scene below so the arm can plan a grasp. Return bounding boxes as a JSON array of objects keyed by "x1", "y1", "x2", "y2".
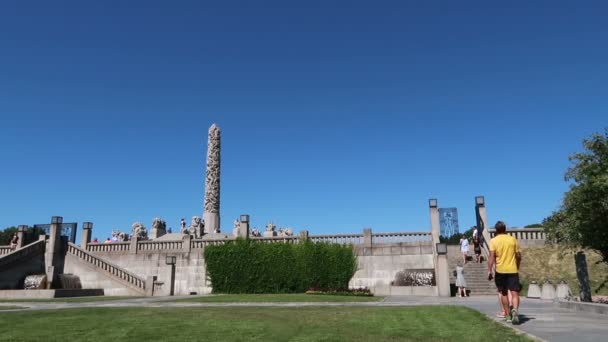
[
  {"x1": 543, "y1": 129, "x2": 608, "y2": 263},
  {"x1": 0, "y1": 226, "x2": 18, "y2": 245},
  {"x1": 524, "y1": 224, "x2": 543, "y2": 228}
]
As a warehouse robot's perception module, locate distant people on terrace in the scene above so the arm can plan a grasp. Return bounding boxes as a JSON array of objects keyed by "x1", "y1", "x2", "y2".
[
  {"x1": 104, "y1": 237, "x2": 112, "y2": 244},
  {"x1": 91, "y1": 237, "x2": 99, "y2": 244}
]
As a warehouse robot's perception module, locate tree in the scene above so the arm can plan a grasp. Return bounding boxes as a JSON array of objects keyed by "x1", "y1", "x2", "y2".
[
  {"x1": 543, "y1": 129, "x2": 608, "y2": 263},
  {"x1": 0, "y1": 226, "x2": 18, "y2": 245},
  {"x1": 524, "y1": 224, "x2": 543, "y2": 228}
]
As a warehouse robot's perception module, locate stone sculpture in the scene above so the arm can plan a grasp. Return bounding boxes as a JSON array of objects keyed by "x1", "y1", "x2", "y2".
[
  {"x1": 111, "y1": 229, "x2": 129, "y2": 242},
  {"x1": 232, "y1": 219, "x2": 241, "y2": 237},
  {"x1": 131, "y1": 222, "x2": 148, "y2": 240},
  {"x1": 250, "y1": 227, "x2": 261, "y2": 237},
  {"x1": 264, "y1": 222, "x2": 277, "y2": 237},
  {"x1": 203, "y1": 124, "x2": 221, "y2": 234},
  {"x1": 278, "y1": 227, "x2": 294, "y2": 237},
  {"x1": 150, "y1": 217, "x2": 167, "y2": 239},
  {"x1": 392, "y1": 269, "x2": 436, "y2": 287},
  {"x1": 24, "y1": 274, "x2": 47, "y2": 290},
  {"x1": 184, "y1": 216, "x2": 204, "y2": 238}
]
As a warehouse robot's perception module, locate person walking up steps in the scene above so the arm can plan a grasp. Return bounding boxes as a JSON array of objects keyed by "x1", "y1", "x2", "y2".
[
  {"x1": 455, "y1": 261, "x2": 468, "y2": 297},
  {"x1": 487, "y1": 221, "x2": 522, "y2": 325}
]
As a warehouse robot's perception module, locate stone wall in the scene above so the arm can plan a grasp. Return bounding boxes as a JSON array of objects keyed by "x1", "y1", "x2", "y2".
[
  {"x1": 349, "y1": 242, "x2": 435, "y2": 296},
  {"x1": 89, "y1": 250, "x2": 210, "y2": 296},
  {"x1": 0, "y1": 248, "x2": 45, "y2": 290},
  {"x1": 76, "y1": 231, "x2": 434, "y2": 296}
]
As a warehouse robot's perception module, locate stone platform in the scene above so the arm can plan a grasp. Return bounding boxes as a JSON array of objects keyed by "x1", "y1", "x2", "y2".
[{"x1": 0, "y1": 289, "x2": 104, "y2": 299}]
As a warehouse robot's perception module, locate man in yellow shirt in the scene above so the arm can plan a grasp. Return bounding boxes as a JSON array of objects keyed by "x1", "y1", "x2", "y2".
[{"x1": 487, "y1": 221, "x2": 522, "y2": 324}]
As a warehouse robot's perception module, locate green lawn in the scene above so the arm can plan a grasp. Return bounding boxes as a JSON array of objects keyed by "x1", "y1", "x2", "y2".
[
  {"x1": 0, "y1": 296, "x2": 141, "y2": 303},
  {"x1": 173, "y1": 293, "x2": 383, "y2": 303},
  {"x1": 0, "y1": 306, "x2": 531, "y2": 342}
]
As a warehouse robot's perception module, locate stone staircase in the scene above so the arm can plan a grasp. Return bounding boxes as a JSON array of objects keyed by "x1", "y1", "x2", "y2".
[
  {"x1": 66, "y1": 242, "x2": 147, "y2": 295},
  {"x1": 447, "y1": 245, "x2": 496, "y2": 296},
  {"x1": 460, "y1": 261, "x2": 497, "y2": 295}
]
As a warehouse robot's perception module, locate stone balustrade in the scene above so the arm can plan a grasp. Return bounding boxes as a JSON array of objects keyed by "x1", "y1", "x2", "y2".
[
  {"x1": 67, "y1": 243, "x2": 146, "y2": 292},
  {"x1": 489, "y1": 228, "x2": 546, "y2": 241},
  {"x1": 309, "y1": 234, "x2": 363, "y2": 245},
  {"x1": 0, "y1": 240, "x2": 46, "y2": 268},
  {"x1": 137, "y1": 240, "x2": 183, "y2": 251},
  {"x1": 87, "y1": 242, "x2": 131, "y2": 253},
  {"x1": 251, "y1": 236, "x2": 300, "y2": 244},
  {"x1": 83, "y1": 230, "x2": 437, "y2": 254},
  {"x1": 0, "y1": 246, "x2": 11, "y2": 256},
  {"x1": 371, "y1": 232, "x2": 432, "y2": 244}
]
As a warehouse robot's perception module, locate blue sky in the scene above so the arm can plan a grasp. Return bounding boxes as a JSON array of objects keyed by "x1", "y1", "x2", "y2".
[{"x1": 1, "y1": 1, "x2": 606, "y2": 241}]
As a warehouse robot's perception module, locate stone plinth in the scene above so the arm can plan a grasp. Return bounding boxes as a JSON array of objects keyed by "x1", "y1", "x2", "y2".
[
  {"x1": 527, "y1": 282, "x2": 541, "y2": 298},
  {"x1": 556, "y1": 282, "x2": 572, "y2": 299},
  {"x1": 264, "y1": 231, "x2": 277, "y2": 238},
  {"x1": 541, "y1": 282, "x2": 556, "y2": 300}
]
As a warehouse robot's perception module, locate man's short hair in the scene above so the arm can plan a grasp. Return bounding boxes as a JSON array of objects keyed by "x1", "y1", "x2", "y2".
[{"x1": 495, "y1": 221, "x2": 507, "y2": 234}]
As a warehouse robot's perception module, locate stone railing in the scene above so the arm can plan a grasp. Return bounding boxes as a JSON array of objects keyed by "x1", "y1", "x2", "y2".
[
  {"x1": 309, "y1": 234, "x2": 363, "y2": 245},
  {"x1": 489, "y1": 228, "x2": 546, "y2": 241},
  {"x1": 138, "y1": 240, "x2": 183, "y2": 251},
  {"x1": 0, "y1": 240, "x2": 45, "y2": 269},
  {"x1": 251, "y1": 236, "x2": 300, "y2": 244},
  {"x1": 67, "y1": 243, "x2": 146, "y2": 293},
  {"x1": 87, "y1": 242, "x2": 131, "y2": 253},
  {"x1": 372, "y1": 232, "x2": 432, "y2": 244},
  {"x1": 190, "y1": 239, "x2": 230, "y2": 249},
  {"x1": 0, "y1": 246, "x2": 11, "y2": 256},
  {"x1": 82, "y1": 229, "x2": 437, "y2": 253}
]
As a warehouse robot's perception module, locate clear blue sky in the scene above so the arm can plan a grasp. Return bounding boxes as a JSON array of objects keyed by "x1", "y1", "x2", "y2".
[{"x1": 1, "y1": 1, "x2": 606, "y2": 241}]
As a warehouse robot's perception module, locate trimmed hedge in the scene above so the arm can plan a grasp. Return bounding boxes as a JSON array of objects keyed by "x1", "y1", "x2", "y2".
[{"x1": 204, "y1": 239, "x2": 357, "y2": 293}]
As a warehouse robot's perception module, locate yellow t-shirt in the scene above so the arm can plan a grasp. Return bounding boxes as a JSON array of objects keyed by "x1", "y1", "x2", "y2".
[{"x1": 489, "y1": 234, "x2": 521, "y2": 274}]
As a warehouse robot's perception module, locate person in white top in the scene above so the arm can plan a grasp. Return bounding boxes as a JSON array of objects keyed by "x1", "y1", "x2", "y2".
[{"x1": 460, "y1": 235, "x2": 470, "y2": 264}]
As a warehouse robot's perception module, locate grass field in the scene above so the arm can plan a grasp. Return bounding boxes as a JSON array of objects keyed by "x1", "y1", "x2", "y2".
[
  {"x1": 0, "y1": 306, "x2": 531, "y2": 342},
  {"x1": 519, "y1": 246, "x2": 608, "y2": 295},
  {"x1": 173, "y1": 293, "x2": 383, "y2": 303},
  {"x1": 0, "y1": 296, "x2": 141, "y2": 303}
]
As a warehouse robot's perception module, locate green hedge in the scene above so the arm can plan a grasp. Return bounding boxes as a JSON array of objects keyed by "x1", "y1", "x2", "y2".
[{"x1": 204, "y1": 239, "x2": 357, "y2": 293}]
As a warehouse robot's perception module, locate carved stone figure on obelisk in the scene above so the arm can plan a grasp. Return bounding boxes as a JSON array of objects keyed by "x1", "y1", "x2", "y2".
[{"x1": 203, "y1": 124, "x2": 221, "y2": 234}]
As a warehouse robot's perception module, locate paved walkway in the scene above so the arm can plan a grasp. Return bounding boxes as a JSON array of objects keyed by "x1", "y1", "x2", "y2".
[{"x1": 2, "y1": 296, "x2": 607, "y2": 342}]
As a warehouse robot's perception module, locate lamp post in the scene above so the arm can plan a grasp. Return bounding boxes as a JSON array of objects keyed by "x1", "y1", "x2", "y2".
[
  {"x1": 436, "y1": 243, "x2": 448, "y2": 255},
  {"x1": 165, "y1": 255, "x2": 177, "y2": 296}
]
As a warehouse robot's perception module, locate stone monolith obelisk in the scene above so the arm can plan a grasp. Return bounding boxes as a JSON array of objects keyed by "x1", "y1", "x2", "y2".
[{"x1": 203, "y1": 124, "x2": 221, "y2": 233}]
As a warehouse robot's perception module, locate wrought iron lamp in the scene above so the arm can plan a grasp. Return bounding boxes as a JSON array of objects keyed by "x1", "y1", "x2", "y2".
[
  {"x1": 436, "y1": 243, "x2": 448, "y2": 255},
  {"x1": 165, "y1": 255, "x2": 177, "y2": 265}
]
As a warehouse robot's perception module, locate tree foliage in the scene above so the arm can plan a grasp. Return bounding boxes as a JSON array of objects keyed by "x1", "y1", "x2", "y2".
[
  {"x1": 543, "y1": 129, "x2": 608, "y2": 263},
  {"x1": 0, "y1": 226, "x2": 18, "y2": 245}
]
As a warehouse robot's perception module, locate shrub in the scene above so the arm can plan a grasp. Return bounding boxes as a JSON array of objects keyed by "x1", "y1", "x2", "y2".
[{"x1": 204, "y1": 239, "x2": 357, "y2": 293}]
